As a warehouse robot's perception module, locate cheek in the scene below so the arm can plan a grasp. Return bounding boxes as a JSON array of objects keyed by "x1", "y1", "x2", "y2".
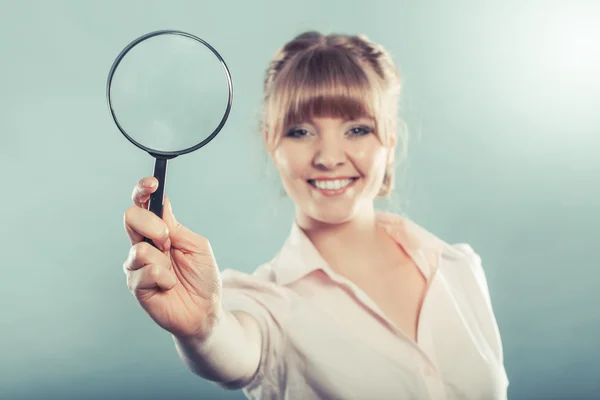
[
  {"x1": 273, "y1": 145, "x2": 307, "y2": 179},
  {"x1": 352, "y1": 144, "x2": 388, "y2": 174},
  {"x1": 273, "y1": 149, "x2": 290, "y2": 174}
]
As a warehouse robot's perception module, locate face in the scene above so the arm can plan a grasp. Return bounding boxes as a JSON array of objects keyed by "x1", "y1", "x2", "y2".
[{"x1": 268, "y1": 116, "x2": 395, "y2": 225}]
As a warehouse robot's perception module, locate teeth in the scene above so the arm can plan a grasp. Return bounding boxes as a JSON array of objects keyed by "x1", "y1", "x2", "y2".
[{"x1": 312, "y1": 179, "x2": 354, "y2": 190}]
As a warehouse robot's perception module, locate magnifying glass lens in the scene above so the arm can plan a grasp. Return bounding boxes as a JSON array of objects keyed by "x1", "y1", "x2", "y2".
[{"x1": 109, "y1": 33, "x2": 230, "y2": 153}]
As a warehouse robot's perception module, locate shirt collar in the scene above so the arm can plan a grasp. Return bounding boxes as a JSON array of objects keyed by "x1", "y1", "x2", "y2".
[{"x1": 271, "y1": 210, "x2": 458, "y2": 286}]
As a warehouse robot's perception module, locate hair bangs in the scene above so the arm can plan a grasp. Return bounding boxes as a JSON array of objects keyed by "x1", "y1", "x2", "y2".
[{"x1": 266, "y1": 47, "x2": 382, "y2": 140}]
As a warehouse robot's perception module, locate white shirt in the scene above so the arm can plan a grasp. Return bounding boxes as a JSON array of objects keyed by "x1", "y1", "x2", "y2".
[{"x1": 218, "y1": 211, "x2": 509, "y2": 399}]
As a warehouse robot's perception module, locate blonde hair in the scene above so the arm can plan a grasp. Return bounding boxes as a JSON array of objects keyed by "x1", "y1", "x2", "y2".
[{"x1": 261, "y1": 31, "x2": 405, "y2": 197}]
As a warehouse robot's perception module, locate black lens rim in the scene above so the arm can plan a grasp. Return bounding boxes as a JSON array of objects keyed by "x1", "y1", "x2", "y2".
[{"x1": 106, "y1": 29, "x2": 234, "y2": 158}]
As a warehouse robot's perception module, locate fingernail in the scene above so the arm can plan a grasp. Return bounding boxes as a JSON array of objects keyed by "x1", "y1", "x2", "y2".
[{"x1": 143, "y1": 179, "x2": 157, "y2": 188}]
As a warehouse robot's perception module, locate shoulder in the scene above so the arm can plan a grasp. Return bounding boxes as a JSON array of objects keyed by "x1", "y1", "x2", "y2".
[
  {"x1": 377, "y1": 211, "x2": 484, "y2": 265},
  {"x1": 443, "y1": 243, "x2": 488, "y2": 289},
  {"x1": 441, "y1": 242, "x2": 495, "y2": 306},
  {"x1": 447, "y1": 242, "x2": 480, "y2": 260}
]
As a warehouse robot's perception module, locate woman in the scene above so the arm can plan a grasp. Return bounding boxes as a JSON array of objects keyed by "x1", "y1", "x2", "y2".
[{"x1": 122, "y1": 31, "x2": 509, "y2": 399}]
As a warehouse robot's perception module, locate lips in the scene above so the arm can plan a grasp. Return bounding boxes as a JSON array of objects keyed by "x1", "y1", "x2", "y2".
[
  {"x1": 307, "y1": 177, "x2": 359, "y2": 196},
  {"x1": 307, "y1": 178, "x2": 357, "y2": 190}
]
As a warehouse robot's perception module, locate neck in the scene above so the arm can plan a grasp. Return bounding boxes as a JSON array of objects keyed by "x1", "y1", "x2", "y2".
[
  {"x1": 296, "y1": 203, "x2": 377, "y2": 236},
  {"x1": 295, "y1": 204, "x2": 386, "y2": 275}
]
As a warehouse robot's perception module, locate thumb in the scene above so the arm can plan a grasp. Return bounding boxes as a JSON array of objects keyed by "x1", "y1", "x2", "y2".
[
  {"x1": 162, "y1": 196, "x2": 180, "y2": 232},
  {"x1": 162, "y1": 196, "x2": 200, "y2": 250}
]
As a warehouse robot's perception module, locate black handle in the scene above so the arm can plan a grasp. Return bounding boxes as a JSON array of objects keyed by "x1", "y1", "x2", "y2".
[{"x1": 144, "y1": 157, "x2": 168, "y2": 247}]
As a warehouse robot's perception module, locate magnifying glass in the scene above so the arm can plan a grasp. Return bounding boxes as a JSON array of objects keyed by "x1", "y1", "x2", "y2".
[{"x1": 106, "y1": 30, "x2": 233, "y2": 246}]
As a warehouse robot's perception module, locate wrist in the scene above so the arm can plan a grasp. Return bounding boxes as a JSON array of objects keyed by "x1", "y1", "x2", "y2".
[{"x1": 173, "y1": 306, "x2": 226, "y2": 351}]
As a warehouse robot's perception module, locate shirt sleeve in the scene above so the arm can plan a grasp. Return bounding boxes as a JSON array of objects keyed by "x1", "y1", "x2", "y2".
[
  {"x1": 212, "y1": 267, "x2": 290, "y2": 399},
  {"x1": 452, "y1": 243, "x2": 510, "y2": 387}
]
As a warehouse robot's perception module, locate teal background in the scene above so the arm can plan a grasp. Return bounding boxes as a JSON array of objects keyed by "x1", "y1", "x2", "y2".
[{"x1": 1, "y1": 1, "x2": 599, "y2": 399}]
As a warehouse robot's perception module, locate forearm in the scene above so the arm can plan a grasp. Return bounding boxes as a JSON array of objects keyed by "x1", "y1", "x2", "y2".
[{"x1": 172, "y1": 309, "x2": 261, "y2": 386}]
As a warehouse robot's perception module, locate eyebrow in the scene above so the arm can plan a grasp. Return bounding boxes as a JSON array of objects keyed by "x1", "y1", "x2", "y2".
[
  {"x1": 345, "y1": 117, "x2": 375, "y2": 125},
  {"x1": 303, "y1": 116, "x2": 375, "y2": 123},
  {"x1": 290, "y1": 119, "x2": 376, "y2": 131}
]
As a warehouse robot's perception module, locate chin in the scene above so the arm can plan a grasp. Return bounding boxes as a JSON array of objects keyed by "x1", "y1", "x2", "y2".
[
  {"x1": 287, "y1": 181, "x2": 378, "y2": 227},
  {"x1": 304, "y1": 202, "x2": 361, "y2": 226}
]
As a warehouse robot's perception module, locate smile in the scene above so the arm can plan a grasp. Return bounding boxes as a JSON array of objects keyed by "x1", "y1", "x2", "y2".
[{"x1": 307, "y1": 178, "x2": 358, "y2": 196}]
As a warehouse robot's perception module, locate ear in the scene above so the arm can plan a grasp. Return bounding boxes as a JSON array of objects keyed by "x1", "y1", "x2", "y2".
[
  {"x1": 264, "y1": 131, "x2": 278, "y2": 164},
  {"x1": 264, "y1": 131, "x2": 273, "y2": 154},
  {"x1": 388, "y1": 133, "x2": 397, "y2": 149},
  {"x1": 387, "y1": 134, "x2": 397, "y2": 164}
]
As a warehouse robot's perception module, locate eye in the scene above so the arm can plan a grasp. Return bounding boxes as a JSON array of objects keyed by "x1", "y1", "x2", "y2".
[
  {"x1": 285, "y1": 127, "x2": 311, "y2": 138},
  {"x1": 347, "y1": 125, "x2": 374, "y2": 136}
]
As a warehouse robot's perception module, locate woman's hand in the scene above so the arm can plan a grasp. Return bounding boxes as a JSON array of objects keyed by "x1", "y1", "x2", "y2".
[{"x1": 123, "y1": 177, "x2": 223, "y2": 341}]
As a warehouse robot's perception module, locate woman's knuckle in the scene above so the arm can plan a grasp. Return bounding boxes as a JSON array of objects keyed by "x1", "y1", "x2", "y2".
[
  {"x1": 148, "y1": 264, "x2": 162, "y2": 281},
  {"x1": 124, "y1": 206, "x2": 137, "y2": 223},
  {"x1": 132, "y1": 242, "x2": 149, "y2": 260}
]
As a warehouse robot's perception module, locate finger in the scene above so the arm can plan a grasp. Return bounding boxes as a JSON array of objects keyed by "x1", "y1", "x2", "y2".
[
  {"x1": 123, "y1": 206, "x2": 170, "y2": 249},
  {"x1": 124, "y1": 221, "x2": 144, "y2": 245},
  {"x1": 123, "y1": 241, "x2": 170, "y2": 272},
  {"x1": 126, "y1": 263, "x2": 177, "y2": 294},
  {"x1": 131, "y1": 177, "x2": 158, "y2": 208}
]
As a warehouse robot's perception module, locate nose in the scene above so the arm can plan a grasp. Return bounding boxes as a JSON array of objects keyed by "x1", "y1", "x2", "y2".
[{"x1": 313, "y1": 137, "x2": 346, "y2": 170}]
